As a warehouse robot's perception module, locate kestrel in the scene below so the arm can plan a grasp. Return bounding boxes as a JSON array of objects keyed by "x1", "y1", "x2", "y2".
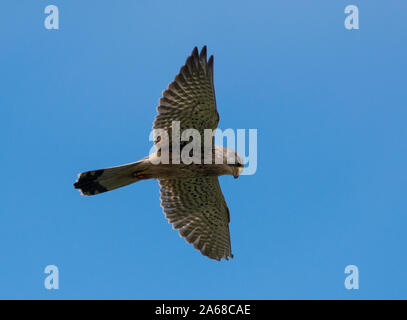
[{"x1": 74, "y1": 46, "x2": 243, "y2": 261}]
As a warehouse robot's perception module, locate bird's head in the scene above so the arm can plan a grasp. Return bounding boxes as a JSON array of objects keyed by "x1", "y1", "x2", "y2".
[
  {"x1": 220, "y1": 147, "x2": 244, "y2": 179},
  {"x1": 230, "y1": 162, "x2": 244, "y2": 179}
]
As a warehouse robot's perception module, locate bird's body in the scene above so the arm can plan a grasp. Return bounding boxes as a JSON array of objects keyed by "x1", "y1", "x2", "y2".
[{"x1": 74, "y1": 46, "x2": 243, "y2": 261}]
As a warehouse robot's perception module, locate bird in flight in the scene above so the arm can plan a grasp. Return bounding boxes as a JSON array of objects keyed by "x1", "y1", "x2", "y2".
[{"x1": 74, "y1": 46, "x2": 244, "y2": 261}]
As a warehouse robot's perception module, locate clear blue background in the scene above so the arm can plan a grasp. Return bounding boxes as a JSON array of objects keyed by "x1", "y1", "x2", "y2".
[{"x1": 1, "y1": 1, "x2": 406, "y2": 299}]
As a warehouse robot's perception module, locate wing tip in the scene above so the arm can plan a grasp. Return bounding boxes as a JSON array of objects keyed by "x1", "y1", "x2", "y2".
[
  {"x1": 190, "y1": 45, "x2": 212, "y2": 75},
  {"x1": 172, "y1": 225, "x2": 233, "y2": 262},
  {"x1": 200, "y1": 45, "x2": 207, "y2": 59},
  {"x1": 208, "y1": 55, "x2": 214, "y2": 67}
]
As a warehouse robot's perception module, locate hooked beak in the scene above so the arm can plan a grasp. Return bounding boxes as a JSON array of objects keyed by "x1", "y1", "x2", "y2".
[{"x1": 233, "y1": 166, "x2": 243, "y2": 179}]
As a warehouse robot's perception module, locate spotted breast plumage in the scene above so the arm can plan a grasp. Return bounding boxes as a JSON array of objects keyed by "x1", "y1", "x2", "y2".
[{"x1": 74, "y1": 46, "x2": 243, "y2": 261}]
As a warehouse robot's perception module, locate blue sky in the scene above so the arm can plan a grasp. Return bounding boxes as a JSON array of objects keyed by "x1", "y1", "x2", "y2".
[{"x1": 1, "y1": 1, "x2": 406, "y2": 299}]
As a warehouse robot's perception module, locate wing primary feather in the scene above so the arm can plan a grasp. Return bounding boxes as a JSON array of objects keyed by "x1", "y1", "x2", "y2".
[
  {"x1": 199, "y1": 46, "x2": 208, "y2": 73},
  {"x1": 207, "y1": 55, "x2": 214, "y2": 83}
]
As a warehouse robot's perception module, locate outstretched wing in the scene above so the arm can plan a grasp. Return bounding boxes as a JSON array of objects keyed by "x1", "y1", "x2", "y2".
[
  {"x1": 158, "y1": 176, "x2": 233, "y2": 261},
  {"x1": 153, "y1": 46, "x2": 219, "y2": 146}
]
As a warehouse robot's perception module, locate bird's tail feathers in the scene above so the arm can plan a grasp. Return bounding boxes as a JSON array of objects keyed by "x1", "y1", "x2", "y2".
[{"x1": 73, "y1": 160, "x2": 147, "y2": 196}]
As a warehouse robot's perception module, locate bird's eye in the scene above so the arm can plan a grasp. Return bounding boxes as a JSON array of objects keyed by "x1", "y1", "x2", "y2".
[{"x1": 230, "y1": 163, "x2": 244, "y2": 168}]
